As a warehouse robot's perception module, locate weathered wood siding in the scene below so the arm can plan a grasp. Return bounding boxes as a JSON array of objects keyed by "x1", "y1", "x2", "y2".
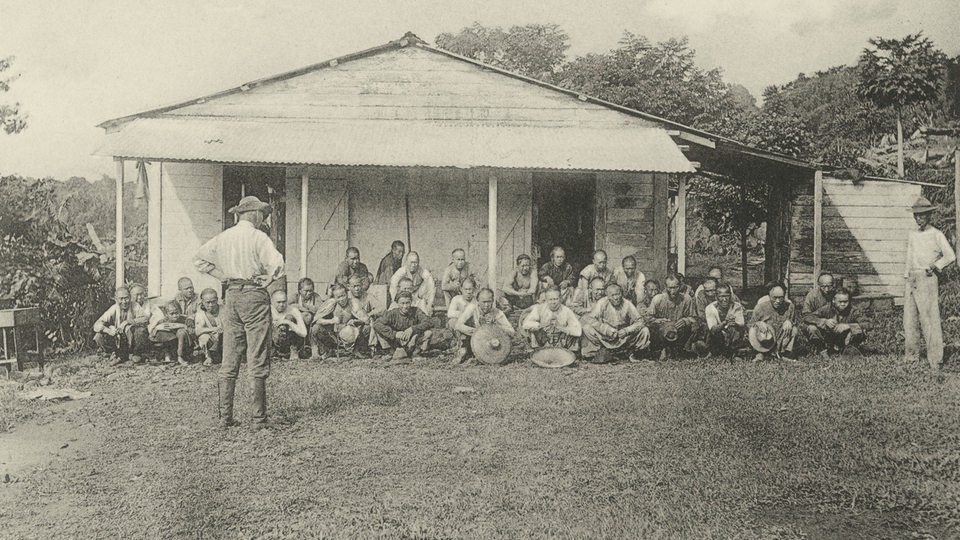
[
  {"x1": 789, "y1": 177, "x2": 920, "y2": 302},
  {"x1": 595, "y1": 172, "x2": 669, "y2": 280},
  {"x1": 284, "y1": 166, "x2": 531, "y2": 295},
  {"x1": 156, "y1": 162, "x2": 223, "y2": 297}
]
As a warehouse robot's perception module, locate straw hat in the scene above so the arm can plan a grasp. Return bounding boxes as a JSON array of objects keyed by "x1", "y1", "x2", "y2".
[
  {"x1": 337, "y1": 325, "x2": 359, "y2": 346},
  {"x1": 658, "y1": 321, "x2": 679, "y2": 342},
  {"x1": 470, "y1": 324, "x2": 512, "y2": 365},
  {"x1": 748, "y1": 322, "x2": 776, "y2": 352},
  {"x1": 531, "y1": 347, "x2": 576, "y2": 368},
  {"x1": 228, "y1": 195, "x2": 273, "y2": 215},
  {"x1": 909, "y1": 196, "x2": 938, "y2": 214}
]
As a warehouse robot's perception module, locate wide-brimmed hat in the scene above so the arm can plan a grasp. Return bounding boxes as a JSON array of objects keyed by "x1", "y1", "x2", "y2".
[
  {"x1": 658, "y1": 321, "x2": 679, "y2": 342},
  {"x1": 228, "y1": 195, "x2": 272, "y2": 215},
  {"x1": 910, "y1": 196, "x2": 938, "y2": 214},
  {"x1": 471, "y1": 324, "x2": 512, "y2": 365},
  {"x1": 338, "y1": 325, "x2": 359, "y2": 346},
  {"x1": 531, "y1": 347, "x2": 576, "y2": 368},
  {"x1": 749, "y1": 322, "x2": 775, "y2": 352}
]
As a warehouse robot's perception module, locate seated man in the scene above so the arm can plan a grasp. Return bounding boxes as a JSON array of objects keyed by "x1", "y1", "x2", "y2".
[
  {"x1": 348, "y1": 274, "x2": 382, "y2": 318},
  {"x1": 376, "y1": 240, "x2": 406, "y2": 285},
  {"x1": 294, "y1": 277, "x2": 323, "y2": 331},
  {"x1": 441, "y1": 248, "x2": 473, "y2": 305},
  {"x1": 704, "y1": 283, "x2": 746, "y2": 358},
  {"x1": 801, "y1": 273, "x2": 835, "y2": 342},
  {"x1": 802, "y1": 288, "x2": 868, "y2": 357},
  {"x1": 574, "y1": 277, "x2": 607, "y2": 318},
  {"x1": 195, "y1": 287, "x2": 223, "y2": 366},
  {"x1": 149, "y1": 299, "x2": 189, "y2": 365},
  {"x1": 578, "y1": 249, "x2": 615, "y2": 293},
  {"x1": 389, "y1": 251, "x2": 436, "y2": 316},
  {"x1": 171, "y1": 277, "x2": 200, "y2": 364},
  {"x1": 636, "y1": 279, "x2": 660, "y2": 313},
  {"x1": 749, "y1": 284, "x2": 798, "y2": 361},
  {"x1": 647, "y1": 274, "x2": 699, "y2": 360},
  {"x1": 613, "y1": 255, "x2": 646, "y2": 304},
  {"x1": 335, "y1": 247, "x2": 372, "y2": 292},
  {"x1": 500, "y1": 254, "x2": 539, "y2": 312},
  {"x1": 447, "y1": 277, "x2": 478, "y2": 330},
  {"x1": 693, "y1": 277, "x2": 719, "y2": 321},
  {"x1": 270, "y1": 290, "x2": 308, "y2": 360},
  {"x1": 581, "y1": 283, "x2": 649, "y2": 362},
  {"x1": 539, "y1": 246, "x2": 576, "y2": 299},
  {"x1": 522, "y1": 285, "x2": 582, "y2": 352},
  {"x1": 453, "y1": 288, "x2": 515, "y2": 364},
  {"x1": 126, "y1": 283, "x2": 154, "y2": 358},
  {"x1": 93, "y1": 286, "x2": 149, "y2": 365},
  {"x1": 313, "y1": 284, "x2": 372, "y2": 359},
  {"x1": 694, "y1": 266, "x2": 741, "y2": 304},
  {"x1": 396, "y1": 277, "x2": 433, "y2": 318},
  {"x1": 372, "y1": 290, "x2": 436, "y2": 361}
]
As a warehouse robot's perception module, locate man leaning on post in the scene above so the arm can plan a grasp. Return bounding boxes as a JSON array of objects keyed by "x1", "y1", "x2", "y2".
[{"x1": 194, "y1": 195, "x2": 285, "y2": 429}]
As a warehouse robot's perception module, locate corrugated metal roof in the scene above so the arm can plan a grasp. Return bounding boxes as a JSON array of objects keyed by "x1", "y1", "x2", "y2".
[{"x1": 95, "y1": 118, "x2": 694, "y2": 173}]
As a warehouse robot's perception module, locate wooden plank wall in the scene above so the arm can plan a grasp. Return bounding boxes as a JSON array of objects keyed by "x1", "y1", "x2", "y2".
[
  {"x1": 595, "y1": 172, "x2": 668, "y2": 280},
  {"x1": 285, "y1": 166, "x2": 532, "y2": 294},
  {"x1": 284, "y1": 171, "x2": 349, "y2": 293},
  {"x1": 789, "y1": 177, "x2": 919, "y2": 302},
  {"x1": 157, "y1": 162, "x2": 223, "y2": 298}
]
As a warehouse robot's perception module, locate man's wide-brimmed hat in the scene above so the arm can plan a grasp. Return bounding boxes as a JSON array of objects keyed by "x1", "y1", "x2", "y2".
[
  {"x1": 749, "y1": 322, "x2": 776, "y2": 353},
  {"x1": 471, "y1": 324, "x2": 512, "y2": 365},
  {"x1": 910, "y1": 196, "x2": 938, "y2": 214},
  {"x1": 658, "y1": 321, "x2": 679, "y2": 342},
  {"x1": 531, "y1": 347, "x2": 576, "y2": 369},
  {"x1": 228, "y1": 195, "x2": 272, "y2": 215},
  {"x1": 338, "y1": 325, "x2": 359, "y2": 346}
]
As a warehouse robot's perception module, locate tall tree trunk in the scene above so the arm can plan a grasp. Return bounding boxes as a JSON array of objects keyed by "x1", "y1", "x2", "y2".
[
  {"x1": 740, "y1": 228, "x2": 748, "y2": 292},
  {"x1": 896, "y1": 109, "x2": 905, "y2": 178}
]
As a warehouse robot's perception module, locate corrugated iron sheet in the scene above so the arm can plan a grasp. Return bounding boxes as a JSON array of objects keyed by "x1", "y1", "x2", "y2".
[{"x1": 96, "y1": 118, "x2": 694, "y2": 173}]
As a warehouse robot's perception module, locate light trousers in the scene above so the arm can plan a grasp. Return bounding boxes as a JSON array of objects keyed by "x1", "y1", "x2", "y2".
[{"x1": 904, "y1": 271, "x2": 944, "y2": 369}]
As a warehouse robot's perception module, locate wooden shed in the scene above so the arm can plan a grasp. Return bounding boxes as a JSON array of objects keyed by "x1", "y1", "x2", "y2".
[
  {"x1": 789, "y1": 173, "x2": 938, "y2": 304},
  {"x1": 96, "y1": 33, "x2": 814, "y2": 301}
]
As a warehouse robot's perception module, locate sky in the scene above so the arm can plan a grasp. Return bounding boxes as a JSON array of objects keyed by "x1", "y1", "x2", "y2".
[{"x1": 0, "y1": 0, "x2": 958, "y2": 181}]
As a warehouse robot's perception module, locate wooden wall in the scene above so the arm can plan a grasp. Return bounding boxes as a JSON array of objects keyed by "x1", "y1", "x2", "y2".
[
  {"x1": 284, "y1": 166, "x2": 531, "y2": 295},
  {"x1": 595, "y1": 172, "x2": 670, "y2": 281},
  {"x1": 154, "y1": 162, "x2": 223, "y2": 298},
  {"x1": 789, "y1": 177, "x2": 920, "y2": 303}
]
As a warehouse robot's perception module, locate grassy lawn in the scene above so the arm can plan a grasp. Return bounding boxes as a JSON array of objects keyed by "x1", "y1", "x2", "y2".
[{"x1": 1, "y1": 353, "x2": 959, "y2": 539}]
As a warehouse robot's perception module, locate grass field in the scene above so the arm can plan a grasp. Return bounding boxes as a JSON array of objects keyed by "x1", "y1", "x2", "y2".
[{"x1": 1, "y1": 352, "x2": 959, "y2": 539}]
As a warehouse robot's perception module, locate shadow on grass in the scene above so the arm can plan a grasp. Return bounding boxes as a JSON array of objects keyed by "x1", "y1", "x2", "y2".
[{"x1": 271, "y1": 376, "x2": 404, "y2": 425}]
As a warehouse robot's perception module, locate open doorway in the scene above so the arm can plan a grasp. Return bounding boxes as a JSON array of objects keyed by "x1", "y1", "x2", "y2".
[
  {"x1": 222, "y1": 165, "x2": 286, "y2": 256},
  {"x1": 532, "y1": 172, "x2": 596, "y2": 273}
]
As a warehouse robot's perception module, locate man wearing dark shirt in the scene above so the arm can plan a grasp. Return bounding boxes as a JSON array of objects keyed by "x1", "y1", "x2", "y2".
[
  {"x1": 376, "y1": 240, "x2": 406, "y2": 285},
  {"x1": 335, "y1": 247, "x2": 372, "y2": 291},
  {"x1": 539, "y1": 246, "x2": 576, "y2": 296},
  {"x1": 372, "y1": 290, "x2": 435, "y2": 361},
  {"x1": 802, "y1": 289, "x2": 868, "y2": 356}
]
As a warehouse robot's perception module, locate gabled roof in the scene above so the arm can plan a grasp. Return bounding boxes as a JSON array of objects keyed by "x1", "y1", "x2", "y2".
[{"x1": 97, "y1": 32, "x2": 814, "y2": 173}]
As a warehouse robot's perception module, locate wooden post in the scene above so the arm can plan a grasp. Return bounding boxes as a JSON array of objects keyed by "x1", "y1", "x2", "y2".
[
  {"x1": 813, "y1": 169, "x2": 823, "y2": 281},
  {"x1": 115, "y1": 159, "x2": 125, "y2": 289},
  {"x1": 488, "y1": 174, "x2": 498, "y2": 290},
  {"x1": 677, "y1": 175, "x2": 687, "y2": 274},
  {"x1": 300, "y1": 172, "x2": 309, "y2": 279},
  {"x1": 955, "y1": 150, "x2": 960, "y2": 254}
]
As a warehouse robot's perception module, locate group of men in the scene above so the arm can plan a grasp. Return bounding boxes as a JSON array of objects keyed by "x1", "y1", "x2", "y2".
[{"x1": 91, "y1": 194, "x2": 956, "y2": 428}]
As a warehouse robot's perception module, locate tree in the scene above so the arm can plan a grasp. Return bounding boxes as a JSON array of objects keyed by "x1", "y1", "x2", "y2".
[
  {"x1": 436, "y1": 23, "x2": 570, "y2": 78},
  {"x1": 856, "y1": 33, "x2": 947, "y2": 177},
  {"x1": 0, "y1": 56, "x2": 27, "y2": 134}
]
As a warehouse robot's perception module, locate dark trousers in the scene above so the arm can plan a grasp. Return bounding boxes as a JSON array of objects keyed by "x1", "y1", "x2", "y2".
[
  {"x1": 220, "y1": 286, "x2": 271, "y2": 381},
  {"x1": 707, "y1": 325, "x2": 745, "y2": 355},
  {"x1": 94, "y1": 325, "x2": 148, "y2": 359}
]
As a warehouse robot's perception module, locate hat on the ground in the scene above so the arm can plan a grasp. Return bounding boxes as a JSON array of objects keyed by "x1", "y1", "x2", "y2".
[
  {"x1": 659, "y1": 321, "x2": 679, "y2": 342},
  {"x1": 531, "y1": 347, "x2": 576, "y2": 368},
  {"x1": 229, "y1": 195, "x2": 273, "y2": 215},
  {"x1": 749, "y1": 322, "x2": 775, "y2": 353},
  {"x1": 471, "y1": 324, "x2": 512, "y2": 365},
  {"x1": 910, "y1": 196, "x2": 938, "y2": 214},
  {"x1": 338, "y1": 325, "x2": 359, "y2": 346}
]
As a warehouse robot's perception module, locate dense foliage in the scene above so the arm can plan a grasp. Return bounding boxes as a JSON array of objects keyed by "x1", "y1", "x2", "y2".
[
  {"x1": 436, "y1": 23, "x2": 570, "y2": 79},
  {"x1": 0, "y1": 55, "x2": 27, "y2": 134}
]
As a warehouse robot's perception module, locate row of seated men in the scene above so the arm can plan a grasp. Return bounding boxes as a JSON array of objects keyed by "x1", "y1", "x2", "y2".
[{"x1": 93, "y1": 239, "x2": 867, "y2": 364}]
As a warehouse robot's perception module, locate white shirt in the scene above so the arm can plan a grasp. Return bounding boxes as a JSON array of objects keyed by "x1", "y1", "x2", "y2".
[
  {"x1": 705, "y1": 301, "x2": 745, "y2": 331},
  {"x1": 905, "y1": 226, "x2": 956, "y2": 276},
  {"x1": 389, "y1": 266, "x2": 436, "y2": 315},
  {"x1": 195, "y1": 308, "x2": 222, "y2": 334},
  {"x1": 194, "y1": 220, "x2": 284, "y2": 281},
  {"x1": 522, "y1": 303, "x2": 583, "y2": 337}
]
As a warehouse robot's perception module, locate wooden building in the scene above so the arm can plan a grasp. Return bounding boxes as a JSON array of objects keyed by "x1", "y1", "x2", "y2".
[{"x1": 96, "y1": 33, "x2": 817, "y2": 302}]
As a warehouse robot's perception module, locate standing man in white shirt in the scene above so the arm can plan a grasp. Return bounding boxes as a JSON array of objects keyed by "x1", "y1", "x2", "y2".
[
  {"x1": 904, "y1": 197, "x2": 956, "y2": 371},
  {"x1": 194, "y1": 196, "x2": 285, "y2": 429}
]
